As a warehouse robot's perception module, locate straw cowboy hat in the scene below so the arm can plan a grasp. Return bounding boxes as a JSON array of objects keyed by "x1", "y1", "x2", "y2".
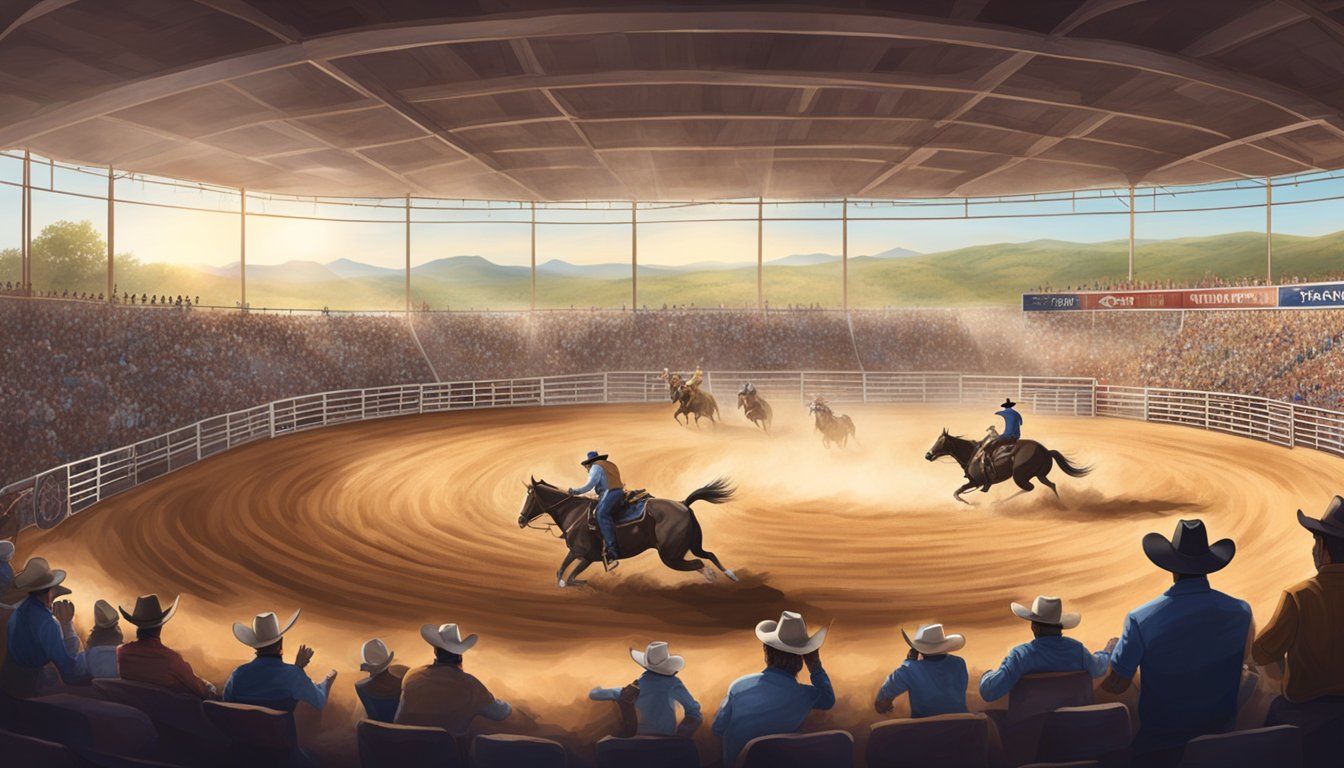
[
  {"x1": 1298, "y1": 496, "x2": 1344, "y2": 540},
  {"x1": 1011, "y1": 596, "x2": 1081, "y2": 629},
  {"x1": 1143, "y1": 519, "x2": 1235, "y2": 575},
  {"x1": 119, "y1": 594, "x2": 179, "y2": 628},
  {"x1": 420, "y1": 623, "x2": 478, "y2": 655},
  {"x1": 630, "y1": 641, "x2": 684, "y2": 675},
  {"x1": 581, "y1": 450, "x2": 608, "y2": 466},
  {"x1": 10, "y1": 557, "x2": 72, "y2": 597},
  {"x1": 360, "y1": 639, "x2": 394, "y2": 675},
  {"x1": 1001, "y1": 398, "x2": 1017, "y2": 408},
  {"x1": 756, "y1": 611, "x2": 827, "y2": 654},
  {"x1": 0, "y1": 539, "x2": 14, "y2": 563},
  {"x1": 902, "y1": 624, "x2": 966, "y2": 655},
  {"x1": 93, "y1": 599, "x2": 119, "y2": 629},
  {"x1": 233, "y1": 609, "x2": 300, "y2": 648}
]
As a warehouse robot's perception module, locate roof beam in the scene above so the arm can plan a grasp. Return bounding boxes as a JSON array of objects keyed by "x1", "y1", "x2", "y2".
[
  {"x1": 0, "y1": 0, "x2": 78, "y2": 45},
  {"x1": 1052, "y1": 0, "x2": 1146, "y2": 37},
  {"x1": 1138, "y1": 119, "x2": 1327, "y2": 182},
  {"x1": 188, "y1": 0, "x2": 300, "y2": 43},
  {"x1": 1182, "y1": 4, "x2": 1307, "y2": 58}
]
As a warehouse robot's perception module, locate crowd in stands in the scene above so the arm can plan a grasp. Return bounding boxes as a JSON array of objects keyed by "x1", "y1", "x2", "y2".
[
  {"x1": 1032, "y1": 271, "x2": 1344, "y2": 293},
  {"x1": 3, "y1": 500, "x2": 1344, "y2": 767}
]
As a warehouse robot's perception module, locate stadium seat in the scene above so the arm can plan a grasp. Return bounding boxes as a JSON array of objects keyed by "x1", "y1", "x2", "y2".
[
  {"x1": 1177, "y1": 725, "x2": 1302, "y2": 768},
  {"x1": 735, "y1": 730, "x2": 855, "y2": 768},
  {"x1": 23, "y1": 693, "x2": 158, "y2": 759},
  {"x1": 201, "y1": 700, "x2": 299, "y2": 768},
  {"x1": 987, "y1": 671, "x2": 1096, "y2": 766},
  {"x1": 1266, "y1": 696, "x2": 1344, "y2": 768},
  {"x1": 1037, "y1": 703, "x2": 1131, "y2": 766},
  {"x1": 866, "y1": 713, "x2": 989, "y2": 768},
  {"x1": 0, "y1": 726, "x2": 84, "y2": 767},
  {"x1": 93, "y1": 679, "x2": 217, "y2": 740},
  {"x1": 357, "y1": 719, "x2": 459, "y2": 768},
  {"x1": 595, "y1": 735, "x2": 700, "y2": 768},
  {"x1": 471, "y1": 733, "x2": 567, "y2": 768}
]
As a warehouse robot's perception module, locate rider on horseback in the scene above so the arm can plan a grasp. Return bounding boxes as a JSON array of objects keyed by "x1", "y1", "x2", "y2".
[
  {"x1": 973, "y1": 398, "x2": 1022, "y2": 490},
  {"x1": 569, "y1": 450, "x2": 626, "y2": 568}
]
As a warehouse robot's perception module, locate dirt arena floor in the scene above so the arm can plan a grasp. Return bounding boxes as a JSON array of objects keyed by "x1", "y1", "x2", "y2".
[{"x1": 20, "y1": 402, "x2": 1338, "y2": 765}]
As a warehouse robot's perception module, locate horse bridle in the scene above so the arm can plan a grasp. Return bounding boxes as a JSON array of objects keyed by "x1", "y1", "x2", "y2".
[{"x1": 522, "y1": 486, "x2": 573, "y2": 538}]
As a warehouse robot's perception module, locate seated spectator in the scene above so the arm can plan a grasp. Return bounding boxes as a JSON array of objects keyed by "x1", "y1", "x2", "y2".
[
  {"x1": 1254, "y1": 497, "x2": 1344, "y2": 715},
  {"x1": 0, "y1": 556, "x2": 90, "y2": 696},
  {"x1": 395, "y1": 623, "x2": 511, "y2": 736},
  {"x1": 223, "y1": 609, "x2": 336, "y2": 711},
  {"x1": 117, "y1": 594, "x2": 216, "y2": 698},
  {"x1": 979, "y1": 596, "x2": 1114, "y2": 702},
  {"x1": 1102, "y1": 519, "x2": 1252, "y2": 765},
  {"x1": 712, "y1": 611, "x2": 835, "y2": 767},
  {"x1": 0, "y1": 540, "x2": 13, "y2": 589},
  {"x1": 355, "y1": 638, "x2": 406, "y2": 723},
  {"x1": 590, "y1": 640, "x2": 702, "y2": 737},
  {"x1": 84, "y1": 599, "x2": 121, "y2": 679},
  {"x1": 875, "y1": 623, "x2": 969, "y2": 717}
]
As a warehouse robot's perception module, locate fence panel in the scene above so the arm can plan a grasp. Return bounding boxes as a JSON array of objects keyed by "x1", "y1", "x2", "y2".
[
  {"x1": 862, "y1": 372, "x2": 961, "y2": 403},
  {"x1": 1292, "y1": 405, "x2": 1344, "y2": 457},
  {"x1": 606, "y1": 372, "x2": 662, "y2": 403},
  {"x1": 802, "y1": 371, "x2": 866, "y2": 404},
  {"x1": 1095, "y1": 386, "x2": 1146, "y2": 420},
  {"x1": 541, "y1": 374, "x2": 606, "y2": 405},
  {"x1": 710, "y1": 371, "x2": 806, "y2": 403}
]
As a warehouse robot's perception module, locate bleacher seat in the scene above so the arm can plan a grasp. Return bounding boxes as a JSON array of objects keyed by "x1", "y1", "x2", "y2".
[
  {"x1": 357, "y1": 719, "x2": 459, "y2": 768},
  {"x1": 1178, "y1": 725, "x2": 1302, "y2": 768},
  {"x1": 987, "y1": 671, "x2": 1096, "y2": 766},
  {"x1": 0, "y1": 726, "x2": 84, "y2": 767},
  {"x1": 595, "y1": 735, "x2": 699, "y2": 768},
  {"x1": 866, "y1": 713, "x2": 989, "y2": 768},
  {"x1": 93, "y1": 679, "x2": 217, "y2": 740},
  {"x1": 1266, "y1": 696, "x2": 1344, "y2": 768},
  {"x1": 1037, "y1": 703, "x2": 1131, "y2": 766},
  {"x1": 24, "y1": 693, "x2": 159, "y2": 759},
  {"x1": 735, "y1": 730, "x2": 854, "y2": 768},
  {"x1": 201, "y1": 700, "x2": 299, "y2": 768},
  {"x1": 471, "y1": 733, "x2": 567, "y2": 768}
]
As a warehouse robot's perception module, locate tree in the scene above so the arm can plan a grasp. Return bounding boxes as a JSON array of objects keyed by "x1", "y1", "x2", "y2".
[
  {"x1": 0, "y1": 247, "x2": 18, "y2": 283},
  {"x1": 31, "y1": 220, "x2": 106, "y2": 291}
]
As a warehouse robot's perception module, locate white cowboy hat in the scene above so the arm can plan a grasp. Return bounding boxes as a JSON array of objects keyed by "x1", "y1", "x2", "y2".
[
  {"x1": 420, "y1": 623, "x2": 478, "y2": 655},
  {"x1": 10, "y1": 556, "x2": 70, "y2": 596},
  {"x1": 232, "y1": 609, "x2": 301, "y2": 648},
  {"x1": 360, "y1": 638, "x2": 394, "y2": 674},
  {"x1": 756, "y1": 611, "x2": 826, "y2": 654},
  {"x1": 901, "y1": 623, "x2": 965, "y2": 655},
  {"x1": 1011, "y1": 596, "x2": 1081, "y2": 629},
  {"x1": 93, "y1": 599, "x2": 119, "y2": 629},
  {"x1": 630, "y1": 641, "x2": 684, "y2": 675},
  {"x1": 0, "y1": 540, "x2": 14, "y2": 562}
]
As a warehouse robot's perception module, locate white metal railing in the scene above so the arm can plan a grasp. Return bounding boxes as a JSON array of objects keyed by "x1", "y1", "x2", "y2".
[{"x1": 8, "y1": 370, "x2": 1344, "y2": 533}]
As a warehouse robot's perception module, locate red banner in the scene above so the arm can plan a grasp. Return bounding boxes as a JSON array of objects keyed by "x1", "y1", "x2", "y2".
[
  {"x1": 1075, "y1": 287, "x2": 1278, "y2": 311},
  {"x1": 1082, "y1": 291, "x2": 1180, "y2": 310},
  {"x1": 1181, "y1": 287, "x2": 1277, "y2": 309}
]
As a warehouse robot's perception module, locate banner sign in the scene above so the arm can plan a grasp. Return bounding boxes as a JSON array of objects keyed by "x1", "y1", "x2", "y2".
[
  {"x1": 1279, "y1": 283, "x2": 1344, "y2": 308},
  {"x1": 1183, "y1": 287, "x2": 1277, "y2": 309},
  {"x1": 1023, "y1": 285, "x2": 1290, "y2": 311},
  {"x1": 1022, "y1": 293, "x2": 1083, "y2": 311},
  {"x1": 1082, "y1": 291, "x2": 1180, "y2": 310}
]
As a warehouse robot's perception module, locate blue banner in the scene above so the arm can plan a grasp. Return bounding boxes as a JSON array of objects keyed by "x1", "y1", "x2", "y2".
[
  {"x1": 1279, "y1": 283, "x2": 1344, "y2": 308},
  {"x1": 1022, "y1": 293, "x2": 1082, "y2": 311}
]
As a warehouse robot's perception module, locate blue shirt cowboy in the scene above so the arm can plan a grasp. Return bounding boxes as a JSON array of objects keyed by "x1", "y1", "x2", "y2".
[
  {"x1": 569, "y1": 451, "x2": 626, "y2": 561},
  {"x1": 996, "y1": 398, "x2": 1023, "y2": 440}
]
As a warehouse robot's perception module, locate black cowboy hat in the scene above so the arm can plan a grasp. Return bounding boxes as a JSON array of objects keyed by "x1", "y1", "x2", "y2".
[
  {"x1": 1001, "y1": 398, "x2": 1017, "y2": 408},
  {"x1": 1298, "y1": 496, "x2": 1344, "y2": 540},
  {"x1": 119, "y1": 594, "x2": 180, "y2": 629},
  {"x1": 581, "y1": 451, "x2": 608, "y2": 466},
  {"x1": 1142, "y1": 519, "x2": 1235, "y2": 575}
]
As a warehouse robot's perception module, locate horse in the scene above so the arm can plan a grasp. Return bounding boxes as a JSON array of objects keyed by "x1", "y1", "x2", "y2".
[
  {"x1": 924, "y1": 429, "x2": 1092, "y2": 504},
  {"x1": 737, "y1": 385, "x2": 773, "y2": 432},
  {"x1": 807, "y1": 397, "x2": 856, "y2": 448},
  {"x1": 518, "y1": 477, "x2": 739, "y2": 588},
  {"x1": 673, "y1": 384, "x2": 720, "y2": 427}
]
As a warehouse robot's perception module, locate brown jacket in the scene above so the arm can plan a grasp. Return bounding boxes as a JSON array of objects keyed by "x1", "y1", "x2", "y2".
[
  {"x1": 394, "y1": 663, "x2": 509, "y2": 736},
  {"x1": 1253, "y1": 564, "x2": 1344, "y2": 702},
  {"x1": 592, "y1": 460, "x2": 625, "y2": 490}
]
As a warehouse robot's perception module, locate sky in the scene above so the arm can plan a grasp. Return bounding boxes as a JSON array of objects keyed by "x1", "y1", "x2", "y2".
[{"x1": 2, "y1": 151, "x2": 1343, "y2": 269}]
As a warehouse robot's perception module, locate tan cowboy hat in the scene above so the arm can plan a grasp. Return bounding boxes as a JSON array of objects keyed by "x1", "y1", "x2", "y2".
[
  {"x1": 119, "y1": 594, "x2": 179, "y2": 628},
  {"x1": 902, "y1": 624, "x2": 965, "y2": 655},
  {"x1": 360, "y1": 639, "x2": 394, "y2": 674},
  {"x1": 420, "y1": 623, "x2": 478, "y2": 654},
  {"x1": 756, "y1": 611, "x2": 827, "y2": 654},
  {"x1": 233, "y1": 609, "x2": 300, "y2": 648},
  {"x1": 0, "y1": 539, "x2": 14, "y2": 562},
  {"x1": 10, "y1": 556, "x2": 71, "y2": 596},
  {"x1": 93, "y1": 599, "x2": 119, "y2": 629},
  {"x1": 630, "y1": 641, "x2": 684, "y2": 675},
  {"x1": 1011, "y1": 596, "x2": 1081, "y2": 629}
]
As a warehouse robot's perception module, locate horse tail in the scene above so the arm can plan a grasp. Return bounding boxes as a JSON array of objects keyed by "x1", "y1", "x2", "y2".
[
  {"x1": 1050, "y1": 450, "x2": 1092, "y2": 477},
  {"x1": 683, "y1": 477, "x2": 735, "y2": 508}
]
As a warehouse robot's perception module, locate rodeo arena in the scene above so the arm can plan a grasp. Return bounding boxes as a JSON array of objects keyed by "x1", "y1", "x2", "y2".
[{"x1": 11, "y1": 3, "x2": 1344, "y2": 768}]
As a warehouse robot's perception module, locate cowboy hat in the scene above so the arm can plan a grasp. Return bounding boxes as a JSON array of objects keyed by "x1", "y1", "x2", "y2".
[
  {"x1": 360, "y1": 639, "x2": 395, "y2": 674},
  {"x1": 420, "y1": 623, "x2": 478, "y2": 655},
  {"x1": 232, "y1": 609, "x2": 300, "y2": 648},
  {"x1": 93, "y1": 599, "x2": 119, "y2": 629},
  {"x1": 1011, "y1": 596, "x2": 1081, "y2": 629},
  {"x1": 756, "y1": 611, "x2": 826, "y2": 654},
  {"x1": 1001, "y1": 398, "x2": 1017, "y2": 408},
  {"x1": 0, "y1": 539, "x2": 14, "y2": 562},
  {"x1": 10, "y1": 556, "x2": 70, "y2": 596},
  {"x1": 1142, "y1": 519, "x2": 1235, "y2": 575},
  {"x1": 581, "y1": 451, "x2": 608, "y2": 466},
  {"x1": 1298, "y1": 496, "x2": 1344, "y2": 540},
  {"x1": 902, "y1": 624, "x2": 965, "y2": 655},
  {"x1": 630, "y1": 641, "x2": 684, "y2": 675},
  {"x1": 119, "y1": 594, "x2": 179, "y2": 628}
]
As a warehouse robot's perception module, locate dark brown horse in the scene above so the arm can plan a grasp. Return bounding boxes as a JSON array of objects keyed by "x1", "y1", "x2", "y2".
[
  {"x1": 517, "y1": 477, "x2": 738, "y2": 587},
  {"x1": 673, "y1": 384, "x2": 720, "y2": 427},
  {"x1": 737, "y1": 385, "x2": 773, "y2": 432},
  {"x1": 807, "y1": 397, "x2": 856, "y2": 448},
  {"x1": 924, "y1": 429, "x2": 1091, "y2": 504}
]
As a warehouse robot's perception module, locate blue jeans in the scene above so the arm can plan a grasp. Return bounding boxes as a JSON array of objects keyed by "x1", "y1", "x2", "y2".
[{"x1": 596, "y1": 489, "x2": 623, "y2": 556}]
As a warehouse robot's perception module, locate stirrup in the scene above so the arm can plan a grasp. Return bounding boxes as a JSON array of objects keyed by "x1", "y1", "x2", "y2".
[{"x1": 602, "y1": 549, "x2": 620, "y2": 572}]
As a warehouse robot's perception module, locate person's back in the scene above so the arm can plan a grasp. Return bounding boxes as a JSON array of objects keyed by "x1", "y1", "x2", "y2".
[
  {"x1": 979, "y1": 597, "x2": 1113, "y2": 704},
  {"x1": 395, "y1": 624, "x2": 510, "y2": 737},
  {"x1": 356, "y1": 665, "x2": 407, "y2": 723},
  {"x1": 876, "y1": 625, "x2": 969, "y2": 719}
]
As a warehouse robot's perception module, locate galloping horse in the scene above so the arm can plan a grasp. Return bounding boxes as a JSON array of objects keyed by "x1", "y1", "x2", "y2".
[
  {"x1": 737, "y1": 385, "x2": 773, "y2": 432},
  {"x1": 673, "y1": 384, "x2": 720, "y2": 427},
  {"x1": 518, "y1": 477, "x2": 738, "y2": 587},
  {"x1": 807, "y1": 397, "x2": 856, "y2": 448},
  {"x1": 924, "y1": 429, "x2": 1091, "y2": 504}
]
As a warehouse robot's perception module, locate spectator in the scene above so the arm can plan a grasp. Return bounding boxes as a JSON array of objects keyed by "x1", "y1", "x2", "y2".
[
  {"x1": 712, "y1": 611, "x2": 835, "y2": 767},
  {"x1": 395, "y1": 623, "x2": 511, "y2": 737},
  {"x1": 223, "y1": 609, "x2": 336, "y2": 710},
  {"x1": 979, "y1": 596, "x2": 1115, "y2": 703},
  {"x1": 874, "y1": 623, "x2": 969, "y2": 717},
  {"x1": 589, "y1": 641, "x2": 702, "y2": 737},
  {"x1": 1102, "y1": 520, "x2": 1253, "y2": 764},
  {"x1": 84, "y1": 599, "x2": 121, "y2": 678},
  {"x1": 0, "y1": 556, "x2": 90, "y2": 696},
  {"x1": 354, "y1": 638, "x2": 406, "y2": 723},
  {"x1": 117, "y1": 594, "x2": 216, "y2": 699}
]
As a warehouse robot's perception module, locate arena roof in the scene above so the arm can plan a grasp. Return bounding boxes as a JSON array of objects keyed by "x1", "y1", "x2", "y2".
[{"x1": 4, "y1": 1, "x2": 1344, "y2": 201}]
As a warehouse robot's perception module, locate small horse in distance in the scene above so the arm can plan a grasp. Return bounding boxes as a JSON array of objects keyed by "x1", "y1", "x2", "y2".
[
  {"x1": 807, "y1": 396, "x2": 856, "y2": 448},
  {"x1": 738, "y1": 383, "x2": 773, "y2": 432}
]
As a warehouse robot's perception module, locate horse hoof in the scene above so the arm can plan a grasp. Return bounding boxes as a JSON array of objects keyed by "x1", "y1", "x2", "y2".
[
  {"x1": 701, "y1": 567, "x2": 716, "y2": 583},
  {"x1": 557, "y1": 579, "x2": 567, "y2": 588},
  {"x1": 724, "y1": 570, "x2": 739, "y2": 582}
]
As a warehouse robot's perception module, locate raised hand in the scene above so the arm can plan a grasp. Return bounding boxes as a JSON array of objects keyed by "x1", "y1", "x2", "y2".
[
  {"x1": 52, "y1": 599, "x2": 76, "y2": 626},
  {"x1": 294, "y1": 644, "x2": 315, "y2": 669}
]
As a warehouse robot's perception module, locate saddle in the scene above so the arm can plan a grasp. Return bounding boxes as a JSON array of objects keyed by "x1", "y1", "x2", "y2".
[
  {"x1": 587, "y1": 489, "x2": 653, "y2": 529},
  {"x1": 973, "y1": 440, "x2": 1018, "y2": 483}
]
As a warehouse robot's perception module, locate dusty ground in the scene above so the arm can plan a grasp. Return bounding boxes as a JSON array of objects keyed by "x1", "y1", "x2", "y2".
[{"x1": 20, "y1": 402, "x2": 1334, "y2": 765}]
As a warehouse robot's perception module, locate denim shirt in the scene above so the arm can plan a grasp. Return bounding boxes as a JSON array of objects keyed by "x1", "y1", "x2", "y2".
[
  {"x1": 591, "y1": 670, "x2": 702, "y2": 736},
  {"x1": 6, "y1": 597, "x2": 87, "y2": 683},
  {"x1": 572, "y1": 465, "x2": 612, "y2": 495},
  {"x1": 224, "y1": 655, "x2": 331, "y2": 710},
  {"x1": 877, "y1": 655, "x2": 969, "y2": 718},
  {"x1": 979, "y1": 634, "x2": 1111, "y2": 702},
  {"x1": 997, "y1": 408, "x2": 1023, "y2": 439},
  {"x1": 712, "y1": 665, "x2": 836, "y2": 767}
]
